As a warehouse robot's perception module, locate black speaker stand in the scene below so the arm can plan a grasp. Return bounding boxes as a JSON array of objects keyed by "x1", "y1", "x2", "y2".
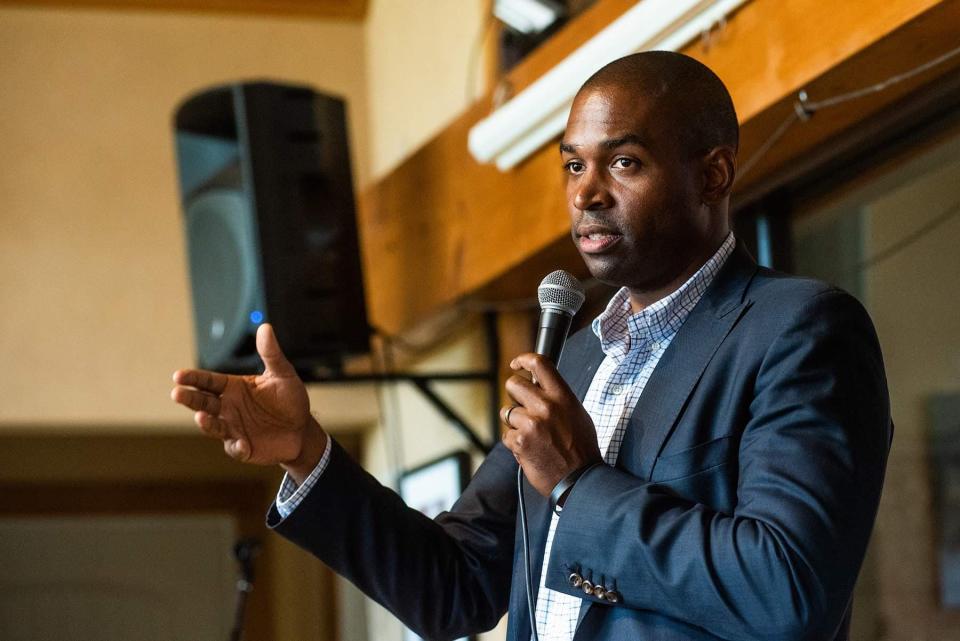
[{"x1": 304, "y1": 312, "x2": 502, "y2": 454}]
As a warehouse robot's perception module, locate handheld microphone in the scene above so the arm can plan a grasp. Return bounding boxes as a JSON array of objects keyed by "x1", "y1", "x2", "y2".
[
  {"x1": 535, "y1": 270, "x2": 586, "y2": 365},
  {"x1": 519, "y1": 270, "x2": 585, "y2": 641}
]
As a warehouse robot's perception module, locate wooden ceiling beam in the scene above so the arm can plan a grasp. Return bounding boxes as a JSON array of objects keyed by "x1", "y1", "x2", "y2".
[{"x1": 357, "y1": 0, "x2": 958, "y2": 337}]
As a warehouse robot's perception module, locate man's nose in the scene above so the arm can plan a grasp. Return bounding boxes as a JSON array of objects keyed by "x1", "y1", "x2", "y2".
[{"x1": 573, "y1": 168, "x2": 613, "y2": 211}]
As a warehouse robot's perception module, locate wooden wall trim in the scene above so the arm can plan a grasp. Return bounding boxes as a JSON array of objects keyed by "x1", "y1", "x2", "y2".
[
  {"x1": 0, "y1": 0, "x2": 368, "y2": 20},
  {"x1": 359, "y1": 0, "x2": 958, "y2": 337}
]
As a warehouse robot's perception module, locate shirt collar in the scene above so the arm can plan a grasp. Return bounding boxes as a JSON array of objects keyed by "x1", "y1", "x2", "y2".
[{"x1": 591, "y1": 233, "x2": 736, "y2": 359}]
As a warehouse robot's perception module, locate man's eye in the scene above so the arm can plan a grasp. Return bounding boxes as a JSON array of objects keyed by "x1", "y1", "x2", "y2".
[
  {"x1": 565, "y1": 161, "x2": 585, "y2": 173},
  {"x1": 613, "y1": 157, "x2": 636, "y2": 168}
]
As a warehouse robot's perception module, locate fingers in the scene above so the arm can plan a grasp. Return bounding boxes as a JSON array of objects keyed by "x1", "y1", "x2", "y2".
[
  {"x1": 500, "y1": 412, "x2": 532, "y2": 456},
  {"x1": 224, "y1": 437, "x2": 251, "y2": 462},
  {"x1": 173, "y1": 368, "x2": 228, "y2": 395},
  {"x1": 174, "y1": 376, "x2": 249, "y2": 463},
  {"x1": 505, "y1": 352, "x2": 572, "y2": 415},
  {"x1": 193, "y1": 409, "x2": 250, "y2": 463},
  {"x1": 504, "y1": 374, "x2": 546, "y2": 413},
  {"x1": 256, "y1": 324, "x2": 297, "y2": 378},
  {"x1": 500, "y1": 403, "x2": 528, "y2": 428},
  {"x1": 170, "y1": 386, "x2": 222, "y2": 416},
  {"x1": 510, "y1": 353, "x2": 565, "y2": 392},
  {"x1": 194, "y1": 410, "x2": 226, "y2": 437}
]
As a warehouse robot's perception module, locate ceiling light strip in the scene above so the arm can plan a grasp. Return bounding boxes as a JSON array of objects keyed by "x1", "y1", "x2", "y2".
[{"x1": 470, "y1": 0, "x2": 751, "y2": 171}]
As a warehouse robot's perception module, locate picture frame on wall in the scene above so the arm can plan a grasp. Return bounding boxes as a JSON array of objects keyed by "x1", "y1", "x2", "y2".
[
  {"x1": 398, "y1": 450, "x2": 475, "y2": 641},
  {"x1": 929, "y1": 392, "x2": 960, "y2": 608}
]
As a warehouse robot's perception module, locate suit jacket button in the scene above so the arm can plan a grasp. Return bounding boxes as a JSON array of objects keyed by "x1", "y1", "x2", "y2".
[
  {"x1": 581, "y1": 580, "x2": 594, "y2": 596},
  {"x1": 592, "y1": 585, "x2": 606, "y2": 600},
  {"x1": 605, "y1": 590, "x2": 620, "y2": 604},
  {"x1": 568, "y1": 572, "x2": 582, "y2": 588}
]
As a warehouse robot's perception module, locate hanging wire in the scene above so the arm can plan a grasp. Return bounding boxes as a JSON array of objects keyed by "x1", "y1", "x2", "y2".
[
  {"x1": 855, "y1": 199, "x2": 960, "y2": 274},
  {"x1": 802, "y1": 44, "x2": 960, "y2": 112},
  {"x1": 813, "y1": 199, "x2": 960, "y2": 290},
  {"x1": 739, "y1": 42, "x2": 960, "y2": 179},
  {"x1": 466, "y1": 8, "x2": 497, "y2": 102},
  {"x1": 738, "y1": 110, "x2": 800, "y2": 178}
]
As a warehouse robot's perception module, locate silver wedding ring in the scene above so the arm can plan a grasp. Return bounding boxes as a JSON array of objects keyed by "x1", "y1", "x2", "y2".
[{"x1": 504, "y1": 405, "x2": 518, "y2": 426}]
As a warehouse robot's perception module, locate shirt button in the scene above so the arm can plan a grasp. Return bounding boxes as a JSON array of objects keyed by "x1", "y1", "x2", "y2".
[
  {"x1": 611, "y1": 384, "x2": 625, "y2": 395},
  {"x1": 651, "y1": 341, "x2": 661, "y2": 351}
]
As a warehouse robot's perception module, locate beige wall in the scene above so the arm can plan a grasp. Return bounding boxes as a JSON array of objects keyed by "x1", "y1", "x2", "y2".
[
  {"x1": 356, "y1": 2, "x2": 510, "y2": 638},
  {"x1": 363, "y1": 0, "x2": 488, "y2": 180},
  {"x1": 0, "y1": 5, "x2": 375, "y2": 430}
]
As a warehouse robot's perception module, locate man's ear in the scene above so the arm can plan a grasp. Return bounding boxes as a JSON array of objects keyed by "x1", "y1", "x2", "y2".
[{"x1": 701, "y1": 146, "x2": 737, "y2": 204}]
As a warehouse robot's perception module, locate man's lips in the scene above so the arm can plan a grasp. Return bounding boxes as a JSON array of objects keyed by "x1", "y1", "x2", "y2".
[{"x1": 576, "y1": 226, "x2": 622, "y2": 254}]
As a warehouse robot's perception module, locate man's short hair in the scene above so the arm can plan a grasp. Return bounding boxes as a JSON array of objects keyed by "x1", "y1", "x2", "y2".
[{"x1": 581, "y1": 51, "x2": 740, "y2": 156}]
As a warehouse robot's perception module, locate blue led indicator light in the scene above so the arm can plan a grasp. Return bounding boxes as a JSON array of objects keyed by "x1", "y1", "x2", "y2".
[{"x1": 249, "y1": 310, "x2": 264, "y2": 324}]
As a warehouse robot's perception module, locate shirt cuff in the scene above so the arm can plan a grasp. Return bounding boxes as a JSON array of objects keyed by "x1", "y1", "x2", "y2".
[{"x1": 275, "y1": 434, "x2": 333, "y2": 518}]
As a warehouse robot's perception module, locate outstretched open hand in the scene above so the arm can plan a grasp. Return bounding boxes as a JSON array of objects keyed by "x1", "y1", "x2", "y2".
[{"x1": 171, "y1": 323, "x2": 324, "y2": 475}]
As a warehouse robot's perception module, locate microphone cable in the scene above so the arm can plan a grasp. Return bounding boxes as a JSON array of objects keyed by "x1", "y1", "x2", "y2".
[{"x1": 517, "y1": 465, "x2": 540, "y2": 641}]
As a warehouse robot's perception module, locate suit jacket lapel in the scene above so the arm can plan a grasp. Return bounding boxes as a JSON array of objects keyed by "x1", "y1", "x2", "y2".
[
  {"x1": 617, "y1": 243, "x2": 757, "y2": 480},
  {"x1": 562, "y1": 330, "x2": 604, "y2": 400}
]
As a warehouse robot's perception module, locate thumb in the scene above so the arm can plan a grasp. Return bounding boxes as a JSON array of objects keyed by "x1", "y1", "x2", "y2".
[{"x1": 256, "y1": 323, "x2": 297, "y2": 377}]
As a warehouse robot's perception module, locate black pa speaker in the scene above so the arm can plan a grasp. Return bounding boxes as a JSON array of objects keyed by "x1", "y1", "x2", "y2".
[{"x1": 174, "y1": 81, "x2": 369, "y2": 374}]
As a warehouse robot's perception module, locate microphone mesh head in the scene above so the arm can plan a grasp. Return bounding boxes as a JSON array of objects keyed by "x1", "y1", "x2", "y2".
[{"x1": 538, "y1": 270, "x2": 585, "y2": 315}]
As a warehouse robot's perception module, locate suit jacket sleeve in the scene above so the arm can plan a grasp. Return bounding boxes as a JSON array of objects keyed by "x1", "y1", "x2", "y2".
[
  {"x1": 546, "y1": 288, "x2": 891, "y2": 640},
  {"x1": 267, "y1": 436, "x2": 518, "y2": 640}
]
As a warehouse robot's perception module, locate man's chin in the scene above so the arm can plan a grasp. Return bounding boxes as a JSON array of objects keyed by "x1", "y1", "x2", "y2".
[
  {"x1": 581, "y1": 254, "x2": 669, "y2": 292},
  {"x1": 581, "y1": 255, "x2": 632, "y2": 288}
]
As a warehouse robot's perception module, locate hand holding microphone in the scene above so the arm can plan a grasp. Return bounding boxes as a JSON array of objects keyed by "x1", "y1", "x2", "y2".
[{"x1": 501, "y1": 271, "x2": 602, "y2": 498}]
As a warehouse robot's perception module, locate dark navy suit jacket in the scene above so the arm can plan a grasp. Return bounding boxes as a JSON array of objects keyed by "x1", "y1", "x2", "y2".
[{"x1": 268, "y1": 244, "x2": 891, "y2": 641}]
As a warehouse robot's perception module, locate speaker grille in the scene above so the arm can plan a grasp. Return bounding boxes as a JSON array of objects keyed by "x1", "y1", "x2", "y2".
[{"x1": 185, "y1": 187, "x2": 263, "y2": 369}]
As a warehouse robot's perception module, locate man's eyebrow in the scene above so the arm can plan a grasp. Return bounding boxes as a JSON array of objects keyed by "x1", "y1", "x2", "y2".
[
  {"x1": 601, "y1": 134, "x2": 646, "y2": 150},
  {"x1": 559, "y1": 134, "x2": 647, "y2": 154}
]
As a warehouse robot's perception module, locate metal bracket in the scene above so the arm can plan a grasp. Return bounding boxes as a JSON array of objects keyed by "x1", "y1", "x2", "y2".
[{"x1": 305, "y1": 312, "x2": 501, "y2": 454}]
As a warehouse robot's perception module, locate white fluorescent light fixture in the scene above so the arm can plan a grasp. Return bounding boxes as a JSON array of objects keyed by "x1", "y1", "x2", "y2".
[
  {"x1": 470, "y1": 0, "x2": 751, "y2": 171},
  {"x1": 494, "y1": 0, "x2": 564, "y2": 35}
]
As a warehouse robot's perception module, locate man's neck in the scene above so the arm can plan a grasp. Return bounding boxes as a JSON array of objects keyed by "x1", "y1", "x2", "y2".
[{"x1": 627, "y1": 233, "x2": 731, "y2": 313}]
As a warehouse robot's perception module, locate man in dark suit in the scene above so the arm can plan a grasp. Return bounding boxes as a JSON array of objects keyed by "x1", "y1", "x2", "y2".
[{"x1": 172, "y1": 52, "x2": 890, "y2": 640}]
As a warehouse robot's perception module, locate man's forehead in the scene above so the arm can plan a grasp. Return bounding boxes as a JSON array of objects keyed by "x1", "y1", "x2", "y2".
[
  {"x1": 575, "y1": 78, "x2": 664, "y2": 107},
  {"x1": 570, "y1": 85, "x2": 661, "y2": 124},
  {"x1": 563, "y1": 87, "x2": 661, "y2": 145}
]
